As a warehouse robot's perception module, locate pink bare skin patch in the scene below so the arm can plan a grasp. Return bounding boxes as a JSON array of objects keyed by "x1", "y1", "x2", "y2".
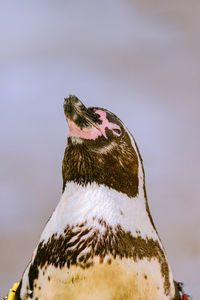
[{"x1": 68, "y1": 109, "x2": 121, "y2": 140}]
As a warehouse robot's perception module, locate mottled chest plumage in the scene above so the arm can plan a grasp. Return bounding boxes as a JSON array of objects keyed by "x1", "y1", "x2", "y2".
[{"x1": 27, "y1": 219, "x2": 173, "y2": 300}]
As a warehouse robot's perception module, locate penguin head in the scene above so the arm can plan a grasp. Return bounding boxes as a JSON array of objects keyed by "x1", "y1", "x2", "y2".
[
  {"x1": 63, "y1": 95, "x2": 140, "y2": 197},
  {"x1": 64, "y1": 95, "x2": 124, "y2": 147}
]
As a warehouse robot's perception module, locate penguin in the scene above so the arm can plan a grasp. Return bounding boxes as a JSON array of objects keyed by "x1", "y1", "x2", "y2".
[{"x1": 12, "y1": 95, "x2": 182, "y2": 300}]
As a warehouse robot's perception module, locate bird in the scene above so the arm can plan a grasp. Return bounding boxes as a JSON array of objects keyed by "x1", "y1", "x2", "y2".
[{"x1": 7, "y1": 95, "x2": 187, "y2": 300}]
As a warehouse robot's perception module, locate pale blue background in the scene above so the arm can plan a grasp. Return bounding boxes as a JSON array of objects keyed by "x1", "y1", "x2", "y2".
[{"x1": 0, "y1": 1, "x2": 199, "y2": 298}]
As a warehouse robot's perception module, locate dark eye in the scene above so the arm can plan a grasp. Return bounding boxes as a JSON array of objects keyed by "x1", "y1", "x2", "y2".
[{"x1": 113, "y1": 129, "x2": 121, "y2": 135}]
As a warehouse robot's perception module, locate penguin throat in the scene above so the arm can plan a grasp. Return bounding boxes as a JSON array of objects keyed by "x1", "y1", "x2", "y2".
[{"x1": 62, "y1": 143, "x2": 139, "y2": 198}]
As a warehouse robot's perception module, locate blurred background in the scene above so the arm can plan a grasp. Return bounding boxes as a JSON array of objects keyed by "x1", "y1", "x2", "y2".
[{"x1": 0, "y1": 0, "x2": 199, "y2": 298}]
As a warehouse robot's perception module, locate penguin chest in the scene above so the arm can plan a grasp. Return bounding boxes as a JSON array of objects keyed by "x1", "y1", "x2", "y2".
[
  {"x1": 24, "y1": 183, "x2": 175, "y2": 300},
  {"x1": 32, "y1": 257, "x2": 168, "y2": 300}
]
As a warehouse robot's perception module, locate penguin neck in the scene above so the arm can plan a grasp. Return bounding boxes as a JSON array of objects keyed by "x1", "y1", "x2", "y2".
[{"x1": 62, "y1": 132, "x2": 140, "y2": 198}]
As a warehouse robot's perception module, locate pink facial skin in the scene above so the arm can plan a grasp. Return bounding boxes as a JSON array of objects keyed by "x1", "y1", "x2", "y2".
[{"x1": 68, "y1": 109, "x2": 121, "y2": 140}]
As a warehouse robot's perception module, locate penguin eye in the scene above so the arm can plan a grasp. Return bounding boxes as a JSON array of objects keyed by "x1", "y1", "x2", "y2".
[{"x1": 113, "y1": 129, "x2": 121, "y2": 135}]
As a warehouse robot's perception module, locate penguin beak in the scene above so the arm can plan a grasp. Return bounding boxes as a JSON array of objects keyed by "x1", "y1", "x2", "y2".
[{"x1": 64, "y1": 95, "x2": 101, "y2": 134}]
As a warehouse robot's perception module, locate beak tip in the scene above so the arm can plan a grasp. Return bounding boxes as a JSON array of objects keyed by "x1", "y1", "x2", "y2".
[{"x1": 64, "y1": 95, "x2": 81, "y2": 105}]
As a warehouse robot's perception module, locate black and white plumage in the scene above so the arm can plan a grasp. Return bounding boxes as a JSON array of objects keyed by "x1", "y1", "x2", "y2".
[{"x1": 15, "y1": 95, "x2": 181, "y2": 300}]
